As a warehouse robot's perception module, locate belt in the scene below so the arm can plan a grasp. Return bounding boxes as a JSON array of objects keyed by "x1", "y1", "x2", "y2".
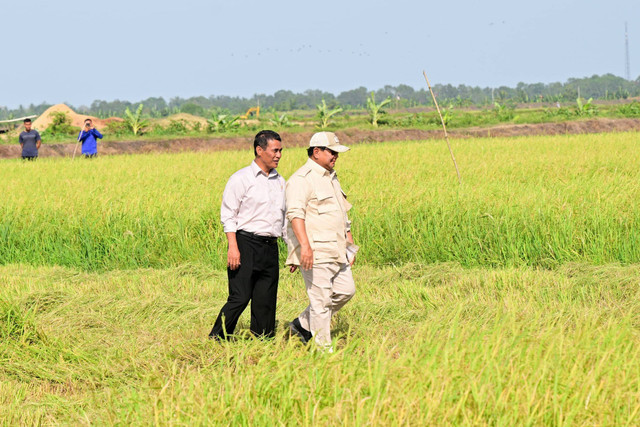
[{"x1": 236, "y1": 229, "x2": 278, "y2": 244}]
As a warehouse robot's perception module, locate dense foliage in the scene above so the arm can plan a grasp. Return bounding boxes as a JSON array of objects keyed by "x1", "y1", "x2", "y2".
[{"x1": 2, "y1": 73, "x2": 639, "y2": 120}]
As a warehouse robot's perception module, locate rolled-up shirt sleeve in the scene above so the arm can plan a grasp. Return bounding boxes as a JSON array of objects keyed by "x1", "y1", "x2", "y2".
[
  {"x1": 220, "y1": 175, "x2": 245, "y2": 233},
  {"x1": 285, "y1": 176, "x2": 309, "y2": 222}
]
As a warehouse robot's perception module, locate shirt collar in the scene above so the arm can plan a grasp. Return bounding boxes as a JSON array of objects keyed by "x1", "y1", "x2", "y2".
[
  {"x1": 305, "y1": 158, "x2": 334, "y2": 177},
  {"x1": 251, "y1": 160, "x2": 279, "y2": 178}
]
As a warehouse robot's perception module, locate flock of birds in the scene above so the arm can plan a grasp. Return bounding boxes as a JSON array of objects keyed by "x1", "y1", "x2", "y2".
[{"x1": 230, "y1": 43, "x2": 373, "y2": 59}]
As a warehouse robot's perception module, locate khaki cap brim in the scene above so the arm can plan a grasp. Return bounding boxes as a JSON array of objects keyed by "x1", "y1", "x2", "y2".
[{"x1": 309, "y1": 131, "x2": 350, "y2": 152}]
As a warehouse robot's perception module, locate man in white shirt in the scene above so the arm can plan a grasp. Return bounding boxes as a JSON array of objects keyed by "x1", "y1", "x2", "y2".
[{"x1": 209, "y1": 130, "x2": 286, "y2": 340}]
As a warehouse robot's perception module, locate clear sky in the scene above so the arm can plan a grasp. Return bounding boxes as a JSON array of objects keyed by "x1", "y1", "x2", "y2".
[{"x1": 1, "y1": 0, "x2": 637, "y2": 109}]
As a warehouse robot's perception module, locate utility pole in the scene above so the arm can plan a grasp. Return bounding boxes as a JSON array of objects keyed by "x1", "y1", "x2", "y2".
[{"x1": 625, "y1": 22, "x2": 631, "y2": 81}]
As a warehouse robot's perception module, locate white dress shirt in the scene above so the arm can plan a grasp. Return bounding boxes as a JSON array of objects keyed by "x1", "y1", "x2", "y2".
[{"x1": 220, "y1": 161, "x2": 286, "y2": 237}]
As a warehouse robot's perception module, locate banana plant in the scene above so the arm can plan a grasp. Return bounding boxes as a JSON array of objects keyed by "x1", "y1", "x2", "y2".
[
  {"x1": 269, "y1": 112, "x2": 291, "y2": 127},
  {"x1": 575, "y1": 97, "x2": 597, "y2": 117},
  {"x1": 441, "y1": 105, "x2": 454, "y2": 126},
  {"x1": 316, "y1": 99, "x2": 342, "y2": 129},
  {"x1": 123, "y1": 104, "x2": 149, "y2": 136},
  {"x1": 208, "y1": 112, "x2": 240, "y2": 133},
  {"x1": 366, "y1": 92, "x2": 391, "y2": 127},
  {"x1": 493, "y1": 101, "x2": 515, "y2": 122}
]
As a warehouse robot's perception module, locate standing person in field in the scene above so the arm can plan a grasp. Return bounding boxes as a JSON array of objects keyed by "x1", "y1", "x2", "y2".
[
  {"x1": 19, "y1": 118, "x2": 41, "y2": 160},
  {"x1": 286, "y1": 131, "x2": 358, "y2": 351},
  {"x1": 209, "y1": 130, "x2": 286, "y2": 340},
  {"x1": 78, "y1": 118, "x2": 103, "y2": 158}
]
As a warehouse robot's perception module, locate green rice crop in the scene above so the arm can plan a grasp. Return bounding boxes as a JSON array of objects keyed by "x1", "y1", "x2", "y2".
[{"x1": 0, "y1": 132, "x2": 639, "y2": 271}]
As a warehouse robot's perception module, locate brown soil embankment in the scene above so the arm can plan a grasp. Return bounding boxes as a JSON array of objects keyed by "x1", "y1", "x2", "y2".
[{"x1": 1, "y1": 118, "x2": 639, "y2": 159}]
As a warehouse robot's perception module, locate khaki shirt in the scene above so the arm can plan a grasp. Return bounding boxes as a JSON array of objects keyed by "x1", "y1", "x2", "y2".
[{"x1": 285, "y1": 159, "x2": 353, "y2": 265}]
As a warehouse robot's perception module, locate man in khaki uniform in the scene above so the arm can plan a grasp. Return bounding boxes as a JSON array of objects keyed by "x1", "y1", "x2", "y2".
[{"x1": 286, "y1": 131, "x2": 358, "y2": 350}]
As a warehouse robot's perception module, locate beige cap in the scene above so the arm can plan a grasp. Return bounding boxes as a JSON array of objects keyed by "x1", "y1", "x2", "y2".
[{"x1": 309, "y1": 131, "x2": 350, "y2": 152}]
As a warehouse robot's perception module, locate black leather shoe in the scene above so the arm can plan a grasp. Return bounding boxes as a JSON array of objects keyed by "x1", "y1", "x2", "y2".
[{"x1": 289, "y1": 318, "x2": 312, "y2": 344}]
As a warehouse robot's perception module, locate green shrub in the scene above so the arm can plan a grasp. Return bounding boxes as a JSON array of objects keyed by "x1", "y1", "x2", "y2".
[
  {"x1": 104, "y1": 120, "x2": 129, "y2": 136},
  {"x1": 45, "y1": 111, "x2": 76, "y2": 136},
  {"x1": 207, "y1": 113, "x2": 240, "y2": 133},
  {"x1": 269, "y1": 113, "x2": 292, "y2": 127},
  {"x1": 543, "y1": 107, "x2": 574, "y2": 120},
  {"x1": 166, "y1": 119, "x2": 190, "y2": 134},
  {"x1": 617, "y1": 102, "x2": 640, "y2": 118},
  {"x1": 493, "y1": 102, "x2": 515, "y2": 122}
]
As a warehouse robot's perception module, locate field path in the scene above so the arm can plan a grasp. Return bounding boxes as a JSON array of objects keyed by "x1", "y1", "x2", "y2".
[{"x1": 1, "y1": 117, "x2": 639, "y2": 158}]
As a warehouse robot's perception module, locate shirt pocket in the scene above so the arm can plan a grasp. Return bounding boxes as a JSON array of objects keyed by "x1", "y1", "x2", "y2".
[
  {"x1": 311, "y1": 231, "x2": 340, "y2": 261},
  {"x1": 316, "y1": 191, "x2": 340, "y2": 214}
]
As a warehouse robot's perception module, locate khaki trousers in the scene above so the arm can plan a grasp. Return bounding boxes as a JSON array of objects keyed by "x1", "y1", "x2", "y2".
[{"x1": 298, "y1": 262, "x2": 356, "y2": 346}]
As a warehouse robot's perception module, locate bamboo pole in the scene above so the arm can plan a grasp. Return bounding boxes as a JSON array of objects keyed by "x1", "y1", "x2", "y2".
[
  {"x1": 72, "y1": 129, "x2": 82, "y2": 160},
  {"x1": 423, "y1": 70, "x2": 462, "y2": 184}
]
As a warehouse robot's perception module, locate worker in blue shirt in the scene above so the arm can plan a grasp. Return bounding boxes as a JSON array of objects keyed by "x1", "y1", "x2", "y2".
[{"x1": 78, "y1": 118, "x2": 103, "y2": 158}]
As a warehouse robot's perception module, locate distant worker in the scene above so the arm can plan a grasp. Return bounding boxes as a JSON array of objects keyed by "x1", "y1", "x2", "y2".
[
  {"x1": 209, "y1": 130, "x2": 285, "y2": 340},
  {"x1": 286, "y1": 131, "x2": 358, "y2": 351},
  {"x1": 19, "y1": 118, "x2": 41, "y2": 160},
  {"x1": 78, "y1": 118, "x2": 103, "y2": 158}
]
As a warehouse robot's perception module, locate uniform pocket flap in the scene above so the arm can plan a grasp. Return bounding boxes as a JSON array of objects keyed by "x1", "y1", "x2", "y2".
[
  {"x1": 313, "y1": 231, "x2": 337, "y2": 242},
  {"x1": 316, "y1": 189, "x2": 333, "y2": 201},
  {"x1": 317, "y1": 201, "x2": 339, "y2": 214}
]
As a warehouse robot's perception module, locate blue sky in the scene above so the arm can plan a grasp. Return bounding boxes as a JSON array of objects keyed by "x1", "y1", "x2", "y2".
[{"x1": 1, "y1": 0, "x2": 637, "y2": 108}]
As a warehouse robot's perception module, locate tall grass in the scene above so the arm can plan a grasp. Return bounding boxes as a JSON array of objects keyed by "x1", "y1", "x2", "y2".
[
  {"x1": 1, "y1": 132, "x2": 638, "y2": 271},
  {"x1": 2, "y1": 133, "x2": 640, "y2": 424},
  {"x1": 1, "y1": 262, "x2": 638, "y2": 424}
]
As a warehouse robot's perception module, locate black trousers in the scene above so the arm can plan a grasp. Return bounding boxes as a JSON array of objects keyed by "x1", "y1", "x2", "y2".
[{"x1": 210, "y1": 231, "x2": 279, "y2": 339}]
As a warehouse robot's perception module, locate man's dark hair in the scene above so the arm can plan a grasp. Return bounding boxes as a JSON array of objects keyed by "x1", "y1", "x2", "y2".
[
  {"x1": 23, "y1": 118, "x2": 31, "y2": 124},
  {"x1": 84, "y1": 118, "x2": 92, "y2": 123},
  {"x1": 307, "y1": 146, "x2": 327, "y2": 157},
  {"x1": 254, "y1": 130, "x2": 281, "y2": 156}
]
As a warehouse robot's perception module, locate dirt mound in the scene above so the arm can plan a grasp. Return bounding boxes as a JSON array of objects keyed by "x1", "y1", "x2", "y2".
[
  {"x1": 155, "y1": 113, "x2": 208, "y2": 128},
  {"x1": 31, "y1": 104, "x2": 121, "y2": 132}
]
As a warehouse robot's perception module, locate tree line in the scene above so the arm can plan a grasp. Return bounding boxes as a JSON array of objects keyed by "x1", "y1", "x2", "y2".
[{"x1": 2, "y1": 73, "x2": 639, "y2": 120}]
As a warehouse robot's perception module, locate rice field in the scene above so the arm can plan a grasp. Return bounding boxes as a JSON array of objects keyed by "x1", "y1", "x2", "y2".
[
  {"x1": 1, "y1": 132, "x2": 639, "y2": 425},
  {"x1": 1, "y1": 132, "x2": 639, "y2": 270}
]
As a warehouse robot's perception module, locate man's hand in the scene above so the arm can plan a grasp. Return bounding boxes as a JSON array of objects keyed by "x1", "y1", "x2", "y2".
[
  {"x1": 289, "y1": 265, "x2": 298, "y2": 273},
  {"x1": 227, "y1": 245, "x2": 241, "y2": 270},
  {"x1": 347, "y1": 231, "x2": 356, "y2": 266},
  {"x1": 290, "y1": 218, "x2": 313, "y2": 271},
  {"x1": 300, "y1": 245, "x2": 313, "y2": 271}
]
